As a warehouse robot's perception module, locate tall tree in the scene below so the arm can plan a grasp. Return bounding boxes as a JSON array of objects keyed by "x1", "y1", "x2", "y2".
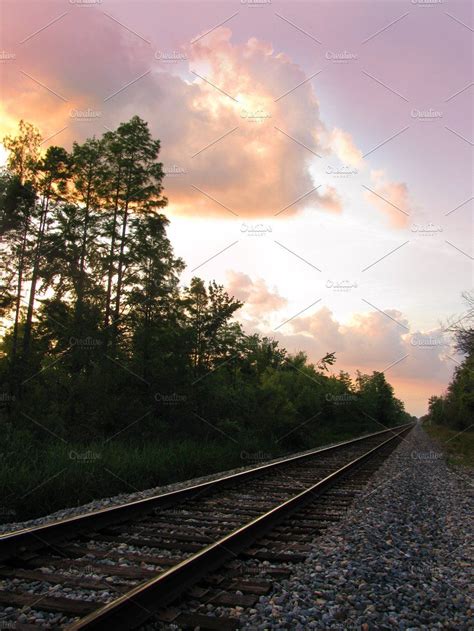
[
  {"x1": 68, "y1": 138, "x2": 105, "y2": 327},
  {"x1": 101, "y1": 117, "x2": 167, "y2": 352},
  {"x1": 183, "y1": 278, "x2": 243, "y2": 378},
  {"x1": 1, "y1": 121, "x2": 41, "y2": 391},
  {"x1": 2, "y1": 120, "x2": 41, "y2": 185},
  {"x1": 21, "y1": 146, "x2": 70, "y2": 373},
  {"x1": 126, "y1": 211, "x2": 184, "y2": 382}
]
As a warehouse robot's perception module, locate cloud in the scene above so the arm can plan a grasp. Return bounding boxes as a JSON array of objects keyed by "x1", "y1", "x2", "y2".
[
  {"x1": 0, "y1": 10, "x2": 340, "y2": 218},
  {"x1": 226, "y1": 271, "x2": 287, "y2": 318},
  {"x1": 318, "y1": 186, "x2": 343, "y2": 214},
  {"x1": 365, "y1": 169, "x2": 410, "y2": 228},
  {"x1": 0, "y1": 10, "x2": 408, "y2": 224},
  {"x1": 0, "y1": 8, "x2": 151, "y2": 140},
  {"x1": 163, "y1": 27, "x2": 334, "y2": 217},
  {"x1": 330, "y1": 128, "x2": 363, "y2": 168},
  {"x1": 274, "y1": 307, "x2": 408, "y2": 368}
]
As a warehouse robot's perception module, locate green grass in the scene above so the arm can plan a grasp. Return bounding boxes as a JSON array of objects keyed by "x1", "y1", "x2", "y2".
[
  {"x1": 424, "y1": 424, "x2": 474, "y2": 468},
  {"x1": 0, "y1": 422, "x2": 387, "y2": 524},
  {"x1": 0, "y1": 438, "x2": 270, "y2": 523}
]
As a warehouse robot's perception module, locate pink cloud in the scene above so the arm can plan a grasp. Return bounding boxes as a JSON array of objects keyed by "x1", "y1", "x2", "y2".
[
  {"x1": 0, "y1": 11, "x2": 341, "y2": 218},
  {"x1": 365, "y1": 170, "x2": 410, "y2": 228},
  {"x1": 226, "y1": 271, "x2": 287, "y2": 318}
]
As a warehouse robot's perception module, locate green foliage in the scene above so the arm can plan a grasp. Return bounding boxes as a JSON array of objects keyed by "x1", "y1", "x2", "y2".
[
  {"x1": 426, "y1": 356, "x2": 474, "y2": 431},
  {"x1": 425, "y1": 293, "x2": 474, "y2": 431},
  {"x1": 425, "y1": 424, "x2": 474, "y2": 467}
]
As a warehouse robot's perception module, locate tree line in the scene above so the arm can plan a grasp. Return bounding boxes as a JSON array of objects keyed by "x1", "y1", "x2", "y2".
[
  {"x1": 425, "y1": 293, "x2": 474, "y2": 430},
  {"x1": 0, "y1": 118, "x2": 412, "y2": 450}
]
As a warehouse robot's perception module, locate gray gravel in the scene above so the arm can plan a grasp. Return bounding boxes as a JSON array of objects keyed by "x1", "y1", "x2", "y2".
[{"x1": 240, "y1": 423, "x2": 473, "y2": 630}]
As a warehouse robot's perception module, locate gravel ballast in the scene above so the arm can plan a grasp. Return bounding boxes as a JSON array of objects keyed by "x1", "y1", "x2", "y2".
[{"x1": 239, "y1": 423, "x2": 472, "y2": 630}]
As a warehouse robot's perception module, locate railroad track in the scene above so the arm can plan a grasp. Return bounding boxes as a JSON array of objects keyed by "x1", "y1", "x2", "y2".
[{"x1": 0, "y1": 423, "x2": 413, "y2": 630}]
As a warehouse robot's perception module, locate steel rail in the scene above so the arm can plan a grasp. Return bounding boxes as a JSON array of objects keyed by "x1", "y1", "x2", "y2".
[
  {"x1": 69, "y1": 423, "x2": 412, "y2": 630},
  {"x1": 0, "y1": 422, "x2": 412, "y2": 561}
]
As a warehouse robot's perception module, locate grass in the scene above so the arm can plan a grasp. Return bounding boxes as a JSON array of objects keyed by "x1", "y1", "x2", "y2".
[
  {"x1": 0, "y1": 422, "x2": 386, "y2": 524},
  {"x1": 424, "y1": 423, "x2": 474, "y2": 468}
]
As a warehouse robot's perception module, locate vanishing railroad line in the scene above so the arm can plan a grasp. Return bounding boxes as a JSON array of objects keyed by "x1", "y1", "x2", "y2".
[{"x1": 0, "y1": 423, "x2": 413, "y2": 629}]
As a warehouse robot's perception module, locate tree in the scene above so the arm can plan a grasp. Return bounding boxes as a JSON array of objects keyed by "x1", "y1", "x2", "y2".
[
  {"x1": 1, "y1": 120, "x2": 42, "y2": 394},
  {"x1": 3, "y1": 120, "x2": 41, "y2": 185},
  {"x1": 126, "y1": 211, "x2": 184, "y2": 385},
  {"x1": 101, "y1": 117, "x2": 167, "y2": 352},
  {"x1": 69, "y1": 138, "x2": 106, "y2": 326},
  {"x1": 452, "y1": 292, "x2": 474, "y2": 356},
  {"x1": 21, "y1": 146, "x2": 70, "y2": 374},
  {"x1": 0, "y1": 117, "x2": 410, "y2": 449},
  {"x1": 428, "y1": 293, "x2": 474, "y2": 430},
  {"x1": 183, "y1": 278, "x2": 243, "y2": 379},
  {"x1": 0, "y1": 173, "x2": 36, "y2": 384},
  {"x1": 356, "y1": 371, "x2": 402, "y2": 425}
]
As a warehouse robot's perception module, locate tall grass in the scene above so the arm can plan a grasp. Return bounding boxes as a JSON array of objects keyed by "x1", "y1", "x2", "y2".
[
  {"x1": 1, "y1": 422, "x2": 383, "y2": 523},
  {"x1": 424, "y1": 424, "x2": 474, "y2": 467}
]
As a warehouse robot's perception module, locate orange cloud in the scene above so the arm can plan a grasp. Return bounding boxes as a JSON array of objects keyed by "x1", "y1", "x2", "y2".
[
  {"x1": 3, "y1": 10, "x2": 401, "y2": 224},
  {"x1": 162, "y1": 28, "x2": 334, "y2": 217},
  {"x1": 0, "y1": 8, "x2": 341, "y2": 219},
  {"x1": 365, "y1": 170, "x2": 410, "y2": 228}
]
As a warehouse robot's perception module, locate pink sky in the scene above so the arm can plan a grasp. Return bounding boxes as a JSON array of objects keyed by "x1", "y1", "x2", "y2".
[{"x1": 1, "y1": 0, "x2": 472, "y2": 415}]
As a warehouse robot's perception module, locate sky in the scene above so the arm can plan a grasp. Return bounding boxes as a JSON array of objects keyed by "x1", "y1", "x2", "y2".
[{"x1": 0, "y1": 0, "x2": 472, "y2": 415}]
